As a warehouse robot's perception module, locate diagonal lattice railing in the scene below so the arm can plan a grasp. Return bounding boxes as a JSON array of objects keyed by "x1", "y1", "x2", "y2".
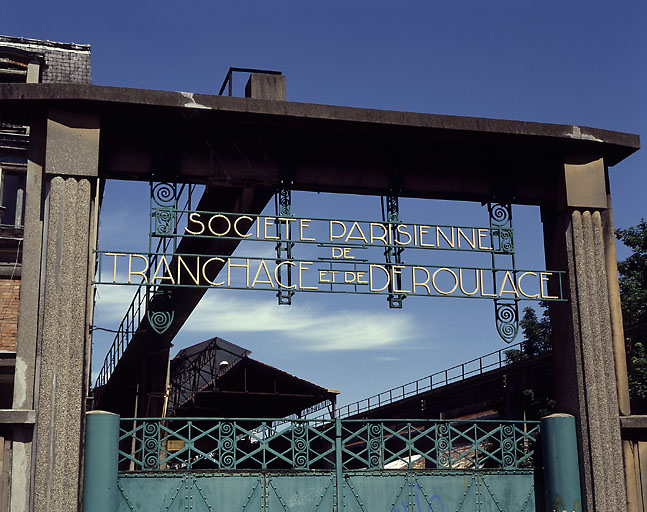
[
  {"x1": 306, "y1": 340, "x2": 550, "y2": 420},
  {"x1": 118, "y1": 417, "x2": 539, "y2": 472}
]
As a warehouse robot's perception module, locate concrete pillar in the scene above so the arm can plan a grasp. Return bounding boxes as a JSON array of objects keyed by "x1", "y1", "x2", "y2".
[
  {"x1": 542, "y1": 158, "x2": 626, "y2": 511},
  {"x1": 10, "y1": 115, "x2": 46, "y2": 512},
  {"x1": 23, "y1": 108, "x2": 100, "y2": 512}
]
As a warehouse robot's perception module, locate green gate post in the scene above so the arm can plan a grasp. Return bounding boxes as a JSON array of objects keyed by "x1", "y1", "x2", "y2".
[
  {"x1": 335, "y1": 418, "x2": 343, "y2": 512},
  {"x1": 83, "y1": 411, "x2": 120, "y2": 512},
  {"x1": 541, "y1": 414, "x2": 582, "y2": 512}
]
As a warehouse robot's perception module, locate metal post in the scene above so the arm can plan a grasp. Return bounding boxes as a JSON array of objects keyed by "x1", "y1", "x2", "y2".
[
  {"x1": 83, "y1": 411, "x2": 120, "y2": 512},
  {"x1": 335, "y1": 418, "x2": 343, "y2": 512},
  {"x1": 541, "y1": 414, "x2": 582, "y2": 512}
]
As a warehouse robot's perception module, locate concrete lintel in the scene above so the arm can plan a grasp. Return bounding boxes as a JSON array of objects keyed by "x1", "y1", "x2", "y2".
[
  {"x1": 563, "y1": 158, "x2": 608, "y2": 210},
  {"x1": 0, "y1": 409, "x2": 35, "y2": 424},
  {"x1": 45, "y1": 108, "x2": 100, "y2": 177},
  {"x1": 620, "y1": 415, "x2": 647, "y2": 431}
]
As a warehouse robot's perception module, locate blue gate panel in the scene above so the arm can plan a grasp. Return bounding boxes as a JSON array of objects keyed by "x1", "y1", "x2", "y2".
[
  {"x1": 118, "y1": 473, "x2": 263, "y2": 512},
  {"x1": 266, "y1": 473, "x2": 336, "y2": 511}
]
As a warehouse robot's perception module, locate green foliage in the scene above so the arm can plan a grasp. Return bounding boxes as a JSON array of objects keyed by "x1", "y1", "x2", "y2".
[
  {"x1": 616, "y1": 219, "x2": 647, "y2": 326},
  {"x1": 505, "y1": 304, "x2": 552, "y2": 364},
  {"x1": 616, "y1": 219, "x2": 647, "y2": 413}
]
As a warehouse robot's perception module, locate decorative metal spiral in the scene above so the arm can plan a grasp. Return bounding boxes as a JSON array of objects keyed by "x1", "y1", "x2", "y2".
[
  {"x1": 148, "y1": 310, "x2": 174, "y2": 335},
  {"x1": 144, "y1": 452, "x2": 159, "y2": 469},
  {"x1": 369, "y1": 438, "x2": 381, "y2": 452},
  {"x1": 502, "y1": 425, "x2": 514, "y2": 437},
  {"x1": 221, "y1": 438, "x2": 235, "y2": 452},
  {"x1": 293, "y1": 423, "x2": 307, "y2": 437},
  {"x1": 294, "y1": 453, "x2": 308, "y2": 469},
  {"x1": 496, "y1": 302, "x2": 519, "y2": 343},
  {"x1": 369, "y1": 423, "x2": 382, "y2": 437},
  {"x1": 144, "y1": 437, "x2": 158, "y2": 452},
  {"x1": 498, "y1": 229, "x2": 514, "y2": 253},
  {"x1": 152, "y1": 182, "x2": 177, "y2": 207},
  {"x1": 437, "y1": 438, "x2": 449, "y2": 451},
  {"x1": 143, "y1": 422, "x2": 159, "y2": 436},
  {"x1": 438, "y1": 424, "x2": 449, "y2": 436},
  {"x1": 369, "y1": 453, "x2": 381, "y2": 467},
  {"x1": 294, "y1": 438, "x2": 307, "y2": 452},
  {"x1": 502, "y1": 438, "x2": 515, "y2": 452},
  {"x1": 503, "y1": 453, "x2": 516, "y2": 467},
  {"x1": 154, "y1": 209, "x2": 175, "y2": 236},
  {"x1": 220, "y1": 422, "x2": 234, "y2": 436},
  {"x1": 438, "y1": 453, "x2": 450, "y2": 467},
  {"x1": 221, "y1": 453, "x2": 235, "y2": 468},
  {"x1": 489, "y1": 203, "x2": 511, "y2": 227}
]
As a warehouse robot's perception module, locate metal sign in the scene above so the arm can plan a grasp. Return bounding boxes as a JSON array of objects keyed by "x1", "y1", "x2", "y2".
[{"x1": 93, "y1": 182, "x2": 567, "y2": 342}]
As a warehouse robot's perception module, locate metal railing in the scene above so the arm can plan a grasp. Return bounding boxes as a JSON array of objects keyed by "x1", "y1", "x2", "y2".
[
  {"x1": 310, "y1": 341, "x2": 549, "y2": 420},
  {"x1": 119, "y1": 417, "x2": 540, "y2": 472},
  {"x1": 93, "y1": 184, "x2": 197, "y2": 390}
]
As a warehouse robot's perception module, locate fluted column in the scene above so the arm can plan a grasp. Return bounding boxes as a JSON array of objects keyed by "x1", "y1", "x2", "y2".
[{"x1": 543, "y1": 158, "x2": 626, "y2": 511}]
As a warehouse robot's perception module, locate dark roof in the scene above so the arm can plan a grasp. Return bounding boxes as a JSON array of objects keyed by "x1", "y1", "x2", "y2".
[{"x1": 169, "y1": 337, "x2": 337, "y2": 419}]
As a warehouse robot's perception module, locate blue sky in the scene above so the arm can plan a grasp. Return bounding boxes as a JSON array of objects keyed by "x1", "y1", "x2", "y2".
[{"x1": 2, "y1": 1, "x2": 645, "y2": 410}]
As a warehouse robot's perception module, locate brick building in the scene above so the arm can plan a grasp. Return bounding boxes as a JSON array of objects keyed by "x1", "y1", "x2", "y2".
[{"x1": 0, "y1": 36, "x2": 91, "y2": 507}]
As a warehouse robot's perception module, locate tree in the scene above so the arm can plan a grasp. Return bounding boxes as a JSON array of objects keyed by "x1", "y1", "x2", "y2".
[
  {"x1": 504, "y1": 304, "x2": 552, "y2": 364},
  {"x1": 616, "y1": 219, "x2": 647, "y2": 413},
  {"x1": 500, "y1": 304, "x2": 555, "y2": 420}
]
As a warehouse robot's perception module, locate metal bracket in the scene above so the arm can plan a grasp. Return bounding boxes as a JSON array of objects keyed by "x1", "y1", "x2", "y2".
[
  {"x1": 382, "y1": 191, "x2": 406, "y2": 308},
  {"x1": 488, "y1": 202, "x2": 518, "y2": 343},
  {"x1": 275, "y1": 170, "x2": 294, "y2": 305}
]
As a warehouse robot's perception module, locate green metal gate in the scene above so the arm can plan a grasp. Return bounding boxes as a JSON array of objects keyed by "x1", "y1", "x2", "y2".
[{"x1": 112, "y1": 418, "x2": 539, "y2": 512}]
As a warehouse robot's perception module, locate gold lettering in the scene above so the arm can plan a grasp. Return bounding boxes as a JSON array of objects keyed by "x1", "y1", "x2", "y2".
[
  {"x1": 419, "y1": 226, "x2": 433, "y2": 247},
  {"x1": 479, "y1": 269, "x2": 497, "y2": 297},
  {"x1": 498, "y1": 271, "x2": 520, "y2": 297},
  {"x1": 233, "y1": 215, "x2": 253, "y2": 238},
  {"x1": 478, "y1": 229, "x2": 492, "y2": 250},
  {"x1": 252, "y1": 259, "x2": 274, "y2": 288},
  {"x1": 356, "y1": 271, "x2": 368, "y2": 284},
  {"x1": 370, "y1": 223, "x2": 387, "y2": 245},
  {"x1": 127, "y1": 254, "x2": 148, "y2": 284},
  {"x1": 264, "y1": 217, "x2": 279, "y2": 240},
  {"x1": 395, "y1": 224, "x2": 412, "y2": 246},
  {"x1": 177, "y1": 255, "x2": 200, "y2": 285},
  {"x1": 207, "y1": 214, "x2": 231, "y2": 237},
  {"x1": 369, "y1": 264, "x2": 390, "y2": 292},
  {"x1": 202, "y1": 257, "x2": 225, "y2": 286},
  {"x1": 458, "y1": 268, "x2": 479, "y2": 296},
  {"x1": 299, "y1": 261, "x2": 317, "y2": 290},
  {"x1": 518, "y1": 272, "x2": 539, "y2": 298},
  {"x1": 344, "y1": 272, "x2": 356, "y2": 284},
  {"x1": 185, "y1": 212, "x2": 205, "y2": 235},
  {"x1": 275, "y1": 261, "x2": 296, "y2": 289},
  {"x1": 330, "y1": 220, "x2": 346, "y2": 242},
  {"x1": 436, "y1": 226, "x2": 455, "y2": 248},
  {"x1": 343, "y1": 247, "x2": 354, "y2": 259},
  {"x1": 345, "y1": 221, "x2": 368, "y2": 243},
  {"x1": 300, "y1": 219, "x2": 315, "y2": 241},
  {"x1": 412, "y1": 266, "x2": 431, "y2": 294},
  {"x1": 318, "y1": 270, "x2": 330, "y2": 283},
  {"x1": 540, "y1": 272, "x2": 558, "y2": 299},
  {"x1": 228, "y1": 259, "x2": 250, "y2": 287},
  {"x1": 391, "y1": 265, "x2": 410, "y2": 293},
  {"x1": 106, "y1": 252, "x2": 126, "y2": 283},
  {"x1": 281, "y1": 218, "x2": 297, "y2": 239},
  {"x1": 152, "y1": 255, "x2": 175, "y2": 284},
  {"x1": 331, "y1": 247, "x2": 344, "y2": 258},
  {"x1": 457, "y1": 228, "x2": 476, "y2": 250},
  {"x1": 432, "y1": 267, "x2": 458, "y2": 295}
]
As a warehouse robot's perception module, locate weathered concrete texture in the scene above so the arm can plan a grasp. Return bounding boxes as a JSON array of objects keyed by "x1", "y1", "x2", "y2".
[
  {"x1": 33, "y1": 176, "x2": 93, "y2": 512},
  {"x1": 45, "y1": 109, "x2": 100, "y2": 177},
  {"x1": 565, "y1": 209, "x2": 626, "y2": 511},
  {"x1": 245, "y1": 73, "x2": 286, "y2": 101}
]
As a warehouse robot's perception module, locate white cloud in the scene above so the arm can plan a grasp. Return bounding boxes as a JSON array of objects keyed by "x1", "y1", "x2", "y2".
[
  {"x1": 184, "y1": 293, "x2": 418, "y2": 351},
  {"x1": 92, "y1": 285, "x2": 422, "y2": 352}
]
